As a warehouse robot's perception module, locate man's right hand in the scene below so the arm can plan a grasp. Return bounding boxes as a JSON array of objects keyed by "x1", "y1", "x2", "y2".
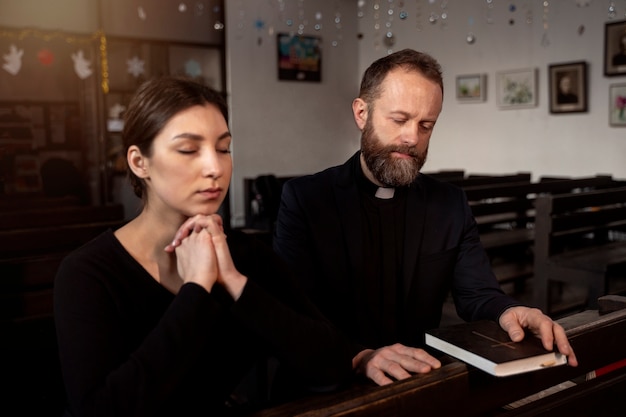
[{"x1": 352, "y1": 343, "x2": 441, "y2": 386}]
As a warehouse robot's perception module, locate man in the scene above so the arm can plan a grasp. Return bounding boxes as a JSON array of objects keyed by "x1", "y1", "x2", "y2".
[
  {"x1": 556, "y1": 74, "x2": 578, "y2": 105},
  {"x1": 273, "y1": 49, "x2": 577, "y2": 386}
]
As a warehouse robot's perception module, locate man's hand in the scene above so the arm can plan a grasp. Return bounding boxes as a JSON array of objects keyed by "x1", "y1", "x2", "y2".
[
  {"x1": 499, "y1": 306, "x2": 578, "y2": 367},
  {"x1": 352, "y1": 343, "x2": 441, "y2": 386}
]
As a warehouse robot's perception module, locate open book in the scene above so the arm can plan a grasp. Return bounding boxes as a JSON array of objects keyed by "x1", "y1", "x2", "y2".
[{"x1": 425, "y1": 320, "x2": 567, "y2": 377}]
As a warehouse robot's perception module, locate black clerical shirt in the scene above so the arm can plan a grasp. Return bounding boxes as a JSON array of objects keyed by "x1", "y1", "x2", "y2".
[{"x1": 356, "y1": 166, "x2": 408, "y2": 346}]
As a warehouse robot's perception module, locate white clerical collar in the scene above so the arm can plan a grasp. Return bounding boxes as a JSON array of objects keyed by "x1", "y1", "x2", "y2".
[{"x1": 375, "y1": 187, "x2": 395, "y2": 199}]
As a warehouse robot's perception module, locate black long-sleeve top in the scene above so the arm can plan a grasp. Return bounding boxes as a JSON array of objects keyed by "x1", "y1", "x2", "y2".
[{"x1": 54, "y1": 229, "x2": 355, "y2": 417}]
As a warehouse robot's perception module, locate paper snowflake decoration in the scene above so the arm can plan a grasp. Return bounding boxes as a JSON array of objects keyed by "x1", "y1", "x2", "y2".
[
  {"x1": 127, "y1": 56, "x2": 145, "y2": 78},
  {"x1": 184, "y1": 59, "x2": 202, "y2": 78}
]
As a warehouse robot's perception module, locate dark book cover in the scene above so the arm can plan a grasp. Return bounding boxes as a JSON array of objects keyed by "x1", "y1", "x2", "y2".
[{"x1": 425, "y1": 320, "x2": 566, "y2": 377}]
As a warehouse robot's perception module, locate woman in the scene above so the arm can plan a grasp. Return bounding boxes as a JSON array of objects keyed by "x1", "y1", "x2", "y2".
[{"x1": 54, "y1": 77, "x2": 355, "y2": 417}]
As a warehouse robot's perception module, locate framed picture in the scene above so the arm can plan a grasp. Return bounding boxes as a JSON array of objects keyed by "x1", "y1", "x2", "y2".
[
  {"x1": 604, "y1": 19, "x2": 626, "y2": 76},
  {"x1": 548, "y1": 61, "x2": 588, "y2": 114},
  {"x1": 456, "y1": 74, "x2": 486, "y2": 102},
  {"x1": 277, "y1": 33, "x2": 322, "y2": 82},
  {"x1": 609, "y1": 83, "x2": 626, "y2": 127},
  {"x1": 496, "y1": 68, "x2": 538, "y2": 109}
]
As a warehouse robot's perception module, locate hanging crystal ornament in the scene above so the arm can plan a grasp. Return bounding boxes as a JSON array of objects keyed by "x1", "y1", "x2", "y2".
[
  {"x1": 509, "y1": 2, "x2": 516, "y2": 25},
  {"x1": 485, "y1": 0, "x2": 494, "y2": 24},
  {"x1": 235, "y1": 0, "x2": 244, "y2": 40},
  {"x1": 213, "y1": 4, "x2": 224, "y2": 31},
  {"x1": 332, "y1": 0, "x2": 343, "y2": 47},
  {"x1": 415, "y1": 0, "x2": 423, "y2": 32},
  {"x1": 541, "y1": 1, "x2": 550, "y2": 46},
  {"x1": 427, "y1": 0, "x2": 439, "y2": 25},
  {"x1": 314, "y1": 11, "x2": 322, "y2": 31},
  {"x1": 398, "y1": 0, "x2": 408, "y2": 21},
  {"x1": 373, "y1": 1, "x2": 382, "y2": 50},
  {"x1": 297, "y1": 0, "x2": 307, "y2": 35},
  {"x1": 277, "y1": 0, "x2": 286, "y2": 25},
  {"x1": 525, "y1": 0, "x2": 533, "y2": 25},
  {"x1": 466, "y1": 16, "x2": 476, "y2": 44},
  {"x1": 357, "y1": 0, "x2": 366, "y2": 18},
  {"x1": 194, "y1": 1, "x2": 204, "y2": 16},
  {"x1": 384, "y1": 0, "x2": 396, "y2": 53},
  {"x1": 440, "y1": 0, "x2": 448, "y2": 29},
  {"x1": 607, "y1": 1, "x2": 616, "y2": 18}
]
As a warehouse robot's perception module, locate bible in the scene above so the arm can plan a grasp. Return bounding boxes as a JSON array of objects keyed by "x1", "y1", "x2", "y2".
[{"x1": 425, "y1": 320, "x2": 567, "y2": 377}]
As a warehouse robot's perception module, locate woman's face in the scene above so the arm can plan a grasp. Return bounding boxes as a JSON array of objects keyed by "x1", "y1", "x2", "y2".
[{"x1": 135, "y1": 103, "x2": 232, "y2": 218}]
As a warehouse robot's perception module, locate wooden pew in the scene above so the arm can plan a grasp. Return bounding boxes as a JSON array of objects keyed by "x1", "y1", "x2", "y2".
[
  {"x1": 0, "y1": 204, "x2": 125, "y2": 258},
  {"x1": 421, "y1": 169, "x2": 465, "y2": 181},
  {"x1": 249, "y1": 299, "x2": 626, "y2": 417},
  {"x1": 447, "y1": 171, "x2": 531, "y2": 188},
  {"x1": 462, "y1": 175, "x2": 626, "y2": 290},
  {"x1": 0, "y1": 203, "x2": 126, "y2": 416},
  {"x1": 533, "y1": 186, "x2": 626, "y2": 314}
]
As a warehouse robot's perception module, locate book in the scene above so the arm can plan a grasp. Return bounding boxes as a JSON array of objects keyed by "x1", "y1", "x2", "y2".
[{"x1": 425, "y1": 320, "x2": 567, "y2": 377}]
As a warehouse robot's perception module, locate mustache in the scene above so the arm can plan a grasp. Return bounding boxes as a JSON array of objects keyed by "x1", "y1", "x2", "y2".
[{"x1": 383, "y1": 145, "x2": 420, "y2": 158}]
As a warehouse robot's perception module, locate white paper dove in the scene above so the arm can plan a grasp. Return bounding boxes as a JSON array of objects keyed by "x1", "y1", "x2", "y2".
[
  {"x1": 72, "y1": 49, "x2": 93, "y2": 79},
  {"x1": 3, "y1": 44, "x2": 24, "y2": 76}
]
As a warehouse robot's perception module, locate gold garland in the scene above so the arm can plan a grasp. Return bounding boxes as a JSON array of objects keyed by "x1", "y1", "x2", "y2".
[{"x1": 0, "y1": 27, "x2": 109, "y2": 94}]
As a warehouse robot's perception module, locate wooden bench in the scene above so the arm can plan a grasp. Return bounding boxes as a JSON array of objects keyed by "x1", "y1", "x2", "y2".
[
  {"x1": 248, "y1": 302, "x2": 626, "y2": 417},
  {"x1": 447, "y1": 172, "x2": 531, "y2": 188},
  {"x1": 0, "y1": 203, "x2": 126, "y2": 416},
  {"x1": 462, "y1": 175, "x2": 626, "y2": 290},
  {"x1": 533, "y1": 186, "x2": 626, "y2": 314}
]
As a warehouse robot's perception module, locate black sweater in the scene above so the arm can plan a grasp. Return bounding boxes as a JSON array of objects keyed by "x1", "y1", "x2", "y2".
[{"x1": 54, "y1": 229, "x2": 355, "y2": 417}]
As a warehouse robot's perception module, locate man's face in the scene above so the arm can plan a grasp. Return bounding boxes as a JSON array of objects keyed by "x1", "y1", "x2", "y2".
[{"x1": 357, "y1": 68, "x2": 443, "y2": 187}]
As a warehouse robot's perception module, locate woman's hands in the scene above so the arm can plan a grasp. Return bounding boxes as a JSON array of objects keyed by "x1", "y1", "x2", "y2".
[{"x1": 166, "y1": 214, "x2": 247, "y2": 299}]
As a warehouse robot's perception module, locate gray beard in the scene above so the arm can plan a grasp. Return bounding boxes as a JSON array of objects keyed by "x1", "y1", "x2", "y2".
[{"x1": 361, "y1": 121, "x2": 428, "y2": 187}]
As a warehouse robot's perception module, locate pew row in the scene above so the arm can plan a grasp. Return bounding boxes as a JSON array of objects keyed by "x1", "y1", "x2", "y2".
[
  {"x1": 533, "y1": 186, "x2": 626, "y2": 313},
  {"x1": 0, "y1": 203, "x2": 126, "y2": 416},
  {"x1": 463, "y1": 175, "x2": 626, "y2": 289},
  {"x1": 250, "y1": 299, "x2": 626, "y2": 417}
]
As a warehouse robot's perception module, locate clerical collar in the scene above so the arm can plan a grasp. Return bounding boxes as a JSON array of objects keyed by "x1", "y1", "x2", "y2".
[{"x1": 375, "y1": 187, "x2": 395, "y2": 199}]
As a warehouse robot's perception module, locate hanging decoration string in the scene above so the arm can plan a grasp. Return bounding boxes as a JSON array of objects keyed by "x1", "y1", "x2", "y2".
[
  {"x1": 0, "y1": 27, "x2": 108, "y2": 93},
  {"x1": 98, "y1": 30, "x2": 109, "y2": 94}
]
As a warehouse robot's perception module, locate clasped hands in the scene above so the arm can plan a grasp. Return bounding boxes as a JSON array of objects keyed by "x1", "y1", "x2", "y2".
[
  {"x1": 353, "y1": 306, "x2": 578, "y2": 386},
  {"x1": 164, "y1": 214, "x2": 247, "y2": 299}
]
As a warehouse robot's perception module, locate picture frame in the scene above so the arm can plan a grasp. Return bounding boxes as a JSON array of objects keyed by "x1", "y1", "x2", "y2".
[
  {"x1": 548, "y1": 61, "x2": 588, "y2": 114},
  {"x1": 609, "y1": 83, "x2": 626, "y2": 127},
  {"x1": 456, "y1": 74, "x2": 486, "y2": 102},
  {"x1": 277, "y1": 33, "x2": 322, "y2": 82},
  {"x1": 604, "y1": 19, "x2": 626, "y2": 77},
  {"x1": 496, "y1": 68, "x2": 538, "y2": 109}
]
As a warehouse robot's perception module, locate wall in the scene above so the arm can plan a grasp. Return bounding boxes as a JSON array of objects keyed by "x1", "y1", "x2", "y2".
[
  {"x1": 3, "y1": 1, "x2": 626, "y2": 228},
  {"x1": 225, "y1": 0, "x2": 361, "y2": 226},
  {"x1": 356, "y1": 1, "x2": 626, "y2": 180}
]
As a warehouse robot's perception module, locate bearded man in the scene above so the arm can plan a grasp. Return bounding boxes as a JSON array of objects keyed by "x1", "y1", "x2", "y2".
[{"x1": 273, "y1": 49, "x2": 576, "y2": 386}]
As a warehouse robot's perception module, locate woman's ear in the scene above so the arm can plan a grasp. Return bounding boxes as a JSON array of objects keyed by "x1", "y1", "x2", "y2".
[
  {"x1": 352, "y1": 98, "x2": 369, "y2": 130},
  {"x1": 127, "y1": 146, "x2": 149, "y2": 179}
]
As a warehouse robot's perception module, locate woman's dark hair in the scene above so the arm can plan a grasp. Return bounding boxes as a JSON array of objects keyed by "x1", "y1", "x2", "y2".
[
  {"x1": 122, "y1": 76, "x2": 228, "y2": 199},
  {"x1": 358, "y1": 49, "x2": 444, "y2": 105}
]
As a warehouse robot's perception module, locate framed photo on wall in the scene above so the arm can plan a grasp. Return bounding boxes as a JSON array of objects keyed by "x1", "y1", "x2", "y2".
[
  {"x1": 456, "y1": 74, "x2": 486, "y2": 102},
  {"x1": 496, "y1": 68, "x2": 537, "y2": 109},
  {"x1": 604, "y1": 20, "x2": 626, "y2": 76},
  {"x1": 548, "y1": 61, "x2": 588, "y2": 114},
  {"x1": 609, "y1": 83, "x2": 626, "y2": 127},
  {"x1": 277, "y1": 33, "x2": 322, "y2": 82}
]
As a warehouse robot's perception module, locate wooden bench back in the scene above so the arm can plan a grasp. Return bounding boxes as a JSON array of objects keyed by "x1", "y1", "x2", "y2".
[
  {"x1": 447, "y1": 172, "x2": 531, "y2": 188},
  {"x1": 534, "y1": 186, "x2": 626, "y2": 259},
  {"x1": 465, "y1": 175, "x2": 624, "y2": 226}
]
